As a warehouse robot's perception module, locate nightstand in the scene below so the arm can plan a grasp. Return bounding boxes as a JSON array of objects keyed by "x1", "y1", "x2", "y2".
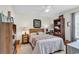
[
  {"x1": 64, "y1": 40, "x2": 71, "y2": 54},
  {"x1": 64, "y1": 40, "x2": 71, "y2": 45},
  {"x1": 22, "y1": 34, "x2": 29, "y2": 44}
]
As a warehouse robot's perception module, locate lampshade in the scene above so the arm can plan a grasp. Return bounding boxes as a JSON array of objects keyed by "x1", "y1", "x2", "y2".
[
  {"x1": 22, "y1": 27, "x2": 29, "y2": 34},
  {"x1": 43, "y1": 24, "x2": 48, "y2": 29}
]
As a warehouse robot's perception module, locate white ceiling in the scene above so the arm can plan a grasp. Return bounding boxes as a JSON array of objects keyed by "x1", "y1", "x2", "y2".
[{"x1": 12, "y1": 5, "x2": 79, "y2": 17}]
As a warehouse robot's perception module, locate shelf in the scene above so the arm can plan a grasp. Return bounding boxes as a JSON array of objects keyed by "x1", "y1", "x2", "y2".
[
  {"x1": 54, "y1": 28, "x2": 61, "y2": 31},
  {"x1": 53, "y1": 15, "x2": 65, "y2": 40},
  {"x1": 55, "y1": 24, "x2": 60, "y2": 26}
]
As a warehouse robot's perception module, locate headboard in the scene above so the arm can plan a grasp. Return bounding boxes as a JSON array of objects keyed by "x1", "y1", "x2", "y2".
[{"x1": 29, "y1": 28, "x2": 44, "y2": 33}]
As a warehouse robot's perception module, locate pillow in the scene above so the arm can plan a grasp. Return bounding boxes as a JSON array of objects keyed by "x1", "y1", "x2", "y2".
[
  {"x1": 30, "y1": 33, "x2": 37, "y2": 35},
  {"x1": 38, "y1": 32, "x2": 44, "y2": 35}
]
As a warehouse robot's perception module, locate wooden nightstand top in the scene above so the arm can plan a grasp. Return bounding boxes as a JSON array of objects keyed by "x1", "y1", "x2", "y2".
[{"x1": 64, "y1": 40, "x2": 71, "y2": 45}]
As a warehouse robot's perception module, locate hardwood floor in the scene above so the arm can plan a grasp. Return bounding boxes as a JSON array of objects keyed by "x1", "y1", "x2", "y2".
[{"x1": 17, "y1": 44, "x2": 32, "y2": 54}]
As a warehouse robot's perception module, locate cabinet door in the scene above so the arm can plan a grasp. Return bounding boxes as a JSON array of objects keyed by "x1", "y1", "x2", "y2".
[
  {"x1": 0, "y1": 23, "x2": 13, "y2": 54},
  {"x1": 5, "y1": 23, "x2": 13, "y2": 54}
]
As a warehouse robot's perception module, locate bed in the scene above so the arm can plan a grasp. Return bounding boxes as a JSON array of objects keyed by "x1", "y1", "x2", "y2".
[{"x1": 29, "y1": 28, "x2": 64, "y2": 54}]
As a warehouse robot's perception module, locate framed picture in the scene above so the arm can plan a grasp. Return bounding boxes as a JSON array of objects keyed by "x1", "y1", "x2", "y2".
[{"x1": 33, "y1": 19, "x2": 41, "y2": 28}]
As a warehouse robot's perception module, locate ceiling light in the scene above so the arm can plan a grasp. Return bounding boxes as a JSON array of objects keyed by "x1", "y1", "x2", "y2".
[
  {"x1": 45, "y1": 5, "x2": 52, "y2": 13},
  {"x1": 45, "y1": 9, "x2": 50, "y2": 12}
]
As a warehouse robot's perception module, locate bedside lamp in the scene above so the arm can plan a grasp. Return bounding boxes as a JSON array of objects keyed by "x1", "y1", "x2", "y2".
[
  {"x1": 44, "y1": 24, "x2": 48, "y2": 33},
  {"x1": 26, "y1": 29, "x2": 29, "y2": 34},
  {"x1": 22, "y1": 27, "x2": 29, "y2": 35}
]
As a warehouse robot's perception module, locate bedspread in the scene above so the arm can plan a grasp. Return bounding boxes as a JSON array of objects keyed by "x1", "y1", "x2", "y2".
[{"x1": 29, "y1": 34, "x2": 64, "y2": 54}]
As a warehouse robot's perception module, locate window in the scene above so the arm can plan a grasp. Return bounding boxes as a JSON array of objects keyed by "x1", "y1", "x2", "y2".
[{"x1": 75, "y1": 12, "x2": 79, "y2": 39}]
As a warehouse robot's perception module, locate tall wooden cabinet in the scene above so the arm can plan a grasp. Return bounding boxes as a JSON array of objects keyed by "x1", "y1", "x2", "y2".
[
  {"x1": 0, "y1": 22, "x2": 16, "y2": 54},
  {"x1": 53, "y1": 15, "x2": 65, "y2": 41}
]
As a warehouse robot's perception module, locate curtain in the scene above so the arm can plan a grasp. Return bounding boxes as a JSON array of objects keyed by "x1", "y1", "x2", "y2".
[{"x1": 71, "y1": 13, "x2": 76, "y2": 42}]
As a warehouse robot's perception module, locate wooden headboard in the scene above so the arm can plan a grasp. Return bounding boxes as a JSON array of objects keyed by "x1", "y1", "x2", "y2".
[{"x1": 29, "y1": 28, "x2": 44, "y2": 33}]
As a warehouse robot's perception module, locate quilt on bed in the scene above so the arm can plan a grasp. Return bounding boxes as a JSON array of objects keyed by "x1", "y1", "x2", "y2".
[{"x1": 29, "y1": 34, "x2": 64, "y2": 54}]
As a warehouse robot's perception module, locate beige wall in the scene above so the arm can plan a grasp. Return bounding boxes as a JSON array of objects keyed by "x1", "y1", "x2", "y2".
[{"x1": 15, "y1": 14, "x2": 52, "y2": 40}]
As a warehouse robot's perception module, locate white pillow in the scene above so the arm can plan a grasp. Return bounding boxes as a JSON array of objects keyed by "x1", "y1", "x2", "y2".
[
  {"x1": 30, "y1": 33, "x2": 36, "y2": 35},
  {"x1": 38, "y1": 32, "x2": 44, "y2": 35}
]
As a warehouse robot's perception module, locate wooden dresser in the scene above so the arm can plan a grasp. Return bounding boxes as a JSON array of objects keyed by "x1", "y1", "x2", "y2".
[
  {"x1": 0, "y1": 22, "x2": 16, "y2": 54},
  {"x1": 22, "y1": 33, "x2": 29, "y2": 44}
]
